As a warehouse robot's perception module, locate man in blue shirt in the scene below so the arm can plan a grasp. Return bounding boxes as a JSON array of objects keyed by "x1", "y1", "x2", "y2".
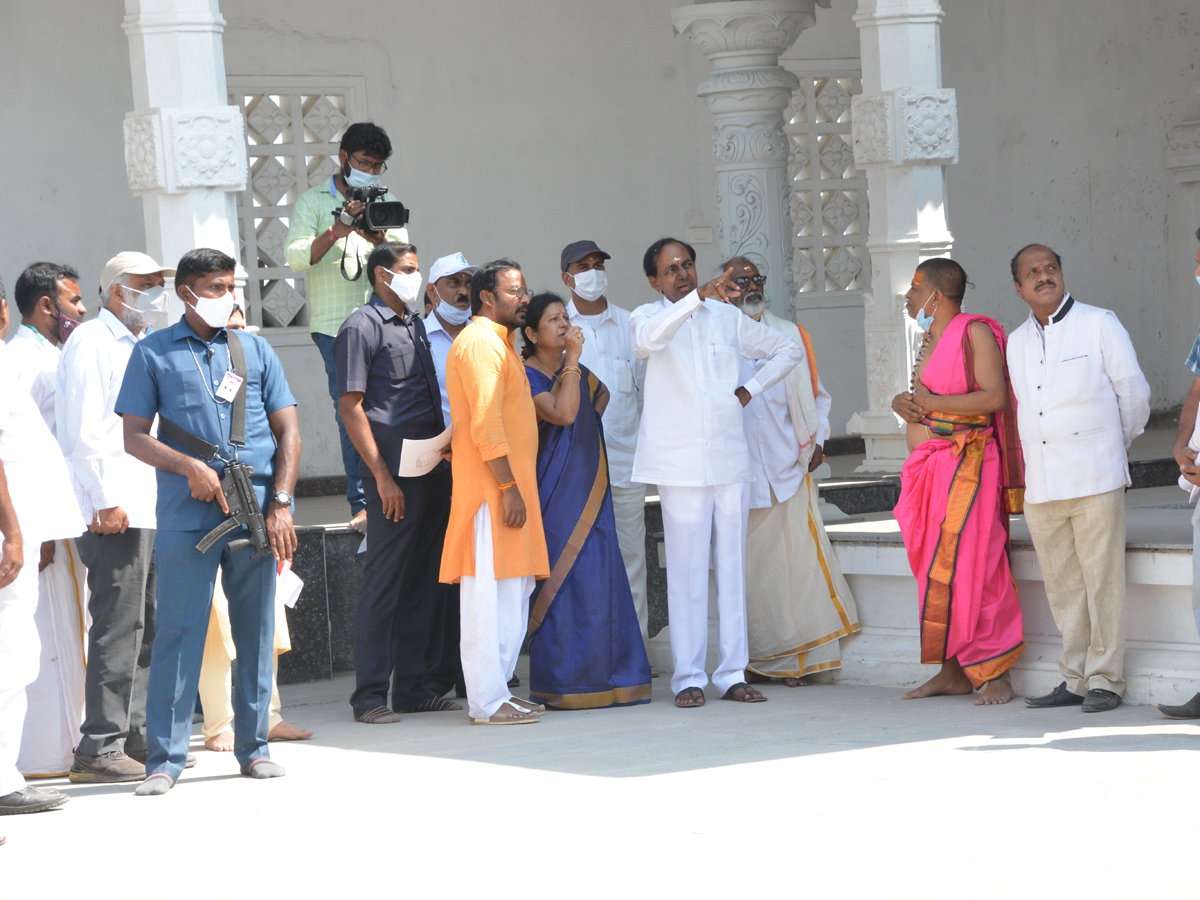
[
  {"x1": 116, "y1": 248, "x2": 301, "y2": 795},
  {"x1": 335, "y1": 241, "x2": 459, "y2": 722}
]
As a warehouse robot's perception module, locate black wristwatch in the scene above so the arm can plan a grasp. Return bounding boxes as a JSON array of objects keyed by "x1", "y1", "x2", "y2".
[{"x1": 271, "y1": 490, "x2": 293, "y2": 506}]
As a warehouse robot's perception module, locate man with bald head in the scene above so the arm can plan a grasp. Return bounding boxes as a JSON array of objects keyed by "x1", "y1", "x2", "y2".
[
  {"x1": 1007, "y1": 243, "x2": 1149, "y2": 713},
  {"x1": 631, "y1": 238, "x2": 803, "y2": 709}
]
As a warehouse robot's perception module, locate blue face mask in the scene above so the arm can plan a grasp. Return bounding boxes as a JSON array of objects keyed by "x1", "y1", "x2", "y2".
[
  {"x1": 344, "y1": 162, "x2": 380, "y2": 190},
  {"x1": 915, "y1": 291, "x2": 937, "y2": 332},
  {"x1": 1195, "y1": 274, "x2": 1200, "y2": 288},
  {"x1": 436, "y1": 295, "x2": 472, "y2": 326}
]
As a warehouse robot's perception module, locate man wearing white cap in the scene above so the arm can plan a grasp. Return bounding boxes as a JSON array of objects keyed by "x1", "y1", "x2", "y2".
[
  {"x1": 56, "y1": 251, "x2": 172, "y2": 782},
  {"x1": 4, "y1": 263, "x2": 88, "y2": 779},
  {"x1": 421, "y1": 252, "x2": 477, "y2": 697}
]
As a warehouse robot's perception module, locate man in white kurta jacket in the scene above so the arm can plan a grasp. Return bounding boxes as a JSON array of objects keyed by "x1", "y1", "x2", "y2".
[
  {"x1": 7, "y1": 262, "x2": 90, "y2": 777},
  {"x1": 724, "y1": 258, "x2": 860, "y2": 684},
  {"x1": 631, "y1": 238, "x2": 803, "y2": 708},
  {"x1": 1007, "y1": 244, "x2": 1150, "y2": 714}
]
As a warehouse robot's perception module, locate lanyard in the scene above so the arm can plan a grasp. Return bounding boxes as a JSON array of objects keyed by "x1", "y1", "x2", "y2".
[{"x1": 185, "y1": 338, "x2": 234, "y2": 407}]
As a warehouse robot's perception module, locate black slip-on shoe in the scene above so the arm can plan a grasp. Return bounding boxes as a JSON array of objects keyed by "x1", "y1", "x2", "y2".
[
  {"x1": 1157, "y1": 692, "x2": 1200, "y2": 719},
  {"x1": 1081, "y1": 688, "x2": 1122, "y2": 712},
  {"x1": 1025, "y1": 681, "x2": 1085, "y2": 708}
]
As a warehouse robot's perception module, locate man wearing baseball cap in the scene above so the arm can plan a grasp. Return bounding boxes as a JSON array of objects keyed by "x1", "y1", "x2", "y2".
[
  {"x1": 560, "y1": 240, "x2": 653, "y2": 665},
  {"x1": 421, "y1": 252, "x2": 478, "y2": 699},
  {"x1": 56, "y1": 251, "x2": 175, "y2": 783}
]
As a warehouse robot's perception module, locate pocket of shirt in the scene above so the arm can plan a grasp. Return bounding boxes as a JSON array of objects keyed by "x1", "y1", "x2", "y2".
[
  {"x1": 704, "y1": 344, "x2": 739, "y2": 386},
  {"x1": 1061, "y1": 354, "x2": 1088, "y2": 365},
  {"x1": 161, "y1": 370, "x2": 208, "y2": 412},
  {"x1": 617, "y1": 361, "x2": 634, "y2": 393}
]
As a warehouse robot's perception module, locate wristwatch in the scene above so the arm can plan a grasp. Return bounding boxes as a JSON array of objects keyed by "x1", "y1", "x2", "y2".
[{"x1": 271, "y1": 490, "x2": 293, "y2": 506}]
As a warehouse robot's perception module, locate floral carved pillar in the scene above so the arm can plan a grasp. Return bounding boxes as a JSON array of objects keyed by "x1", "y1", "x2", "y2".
[
  {"x1": 672, "y1": 0, "x2": 830, "y2": 317},
  {"x1": 122, "y1": 0, "x2": 246, "y2": 318},
  {"x1": 845, "y1": 0, "x2": 957, "y2": 472}
]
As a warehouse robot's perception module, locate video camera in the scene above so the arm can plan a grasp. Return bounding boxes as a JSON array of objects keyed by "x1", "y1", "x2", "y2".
[{"x1": 332, "y1": 186, "x2": 410, "y2": 233}]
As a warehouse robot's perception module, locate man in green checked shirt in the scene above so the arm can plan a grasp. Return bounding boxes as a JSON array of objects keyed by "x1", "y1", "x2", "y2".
[{"x1": 285, "y1": 122, "x2": 409, "y2": 532}]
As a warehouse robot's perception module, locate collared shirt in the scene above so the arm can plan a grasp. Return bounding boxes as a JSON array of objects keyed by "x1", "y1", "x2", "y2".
[
  {"x1": 741, "y1": 358, "x2": 832, "y2": 508},
  {"x1": 1186, "y1": 323, "x2": 1200, "y2": 378},
  {"x1": 630, "y1": 289, "x2": 804, "y2": 487},
  {"x1": 566, "y1": 297, "x2": 645, "y2": 488},
  {"x1": 334, "y1": 295, "x2": 445, "y2": 478},
  {"x1": 284, "y1": 178, "x2": 409, "y2": 337},
  {"x1": 1008, "y1": 297, "x2": 1151, "y2": 504},
  {"x1": 424, "y1": 309, "x2": 456, "y2": 427},
  {"x1": 6, "y1": 324, "x2": 60, "y2": 434},
  {"x1": 55, "y1": 308, "x2": 157, "y2": 529},
  {"x1": 0, "y1": 345, "x2": 85, "y2": 544},
  {"x1": 115, "y1": 319, "x2": 296, "y2": 532}
]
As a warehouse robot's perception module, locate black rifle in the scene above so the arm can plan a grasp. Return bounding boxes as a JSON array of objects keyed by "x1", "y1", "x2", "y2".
[{"x1": 157, "y1": 329, "x2": 274, "y2": 558}]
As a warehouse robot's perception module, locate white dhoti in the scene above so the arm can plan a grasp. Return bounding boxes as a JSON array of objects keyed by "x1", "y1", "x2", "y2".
[
  {"x1": 1, "y1": 561, "x2": 41, "y2": 796},
  {"x1": 197, "y1": 568, "x2": 290, "y2": 740},
  {"x1": 610, "y1": 482, "x2": 649, "y2": 642},
  {"x1": 18, "y1": 538, "x2": 88, "y2": 777},
  {"x1": 659, "y1": 482, "x2": 750, "y2": 696},
  {"x1": 745, "y1": 476, "x2": 859, "y2": 679},
  {"x1": 459, "y1": 502, "x2": 534, "y2": 720}
]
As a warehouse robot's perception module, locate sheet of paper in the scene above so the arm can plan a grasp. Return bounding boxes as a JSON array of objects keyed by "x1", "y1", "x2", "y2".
[
  {"x1": 276, "y1": 561, "x2": 305, "y2": 609},
  {"x1": 397, "y1": 425, "x2": 452, "y2": 478}
]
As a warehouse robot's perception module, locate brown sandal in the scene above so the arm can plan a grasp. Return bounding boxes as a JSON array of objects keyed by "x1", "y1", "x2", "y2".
[
  {"x1": 721, "y1": 682, "x2": 768, "y2": 703},
  {"x1": 675, "y1": 686, "x2": 706, "y2": 708}
]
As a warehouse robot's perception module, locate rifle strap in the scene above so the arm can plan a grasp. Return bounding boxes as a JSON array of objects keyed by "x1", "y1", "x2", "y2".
[{"x1": 160, "y1": 329, "x2": 249, "y2": 459}]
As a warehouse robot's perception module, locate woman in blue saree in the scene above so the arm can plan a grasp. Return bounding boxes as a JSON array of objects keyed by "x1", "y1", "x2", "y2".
[{"x1": 521, "y1": 292, "x2": 652, "y2": 709}]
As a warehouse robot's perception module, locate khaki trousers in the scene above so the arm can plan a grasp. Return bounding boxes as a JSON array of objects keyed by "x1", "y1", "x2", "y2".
[{"x1": 1024, "y1": 487, "x2": 1126, "y2": 696}]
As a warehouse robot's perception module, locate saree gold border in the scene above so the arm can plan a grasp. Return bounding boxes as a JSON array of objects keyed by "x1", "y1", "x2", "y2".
[
  {"x1": 748, "y1": 657, "x2": 843, "y2": 678},
  {"x1": 920, "y1": 432, "x2": 986, "y2": 665},
  {"x1": 962, "y1": 641, "x2": 1024, "y2": 689},
  {"x1": 751, "y1": 621, "x2": 860, "y2": 662},
  {"x1": 530, "y1": 682, "x2": 652, "y2": 709},
  {"x1": 525, "y1": 365, "x2": 608, "y2": 638}
]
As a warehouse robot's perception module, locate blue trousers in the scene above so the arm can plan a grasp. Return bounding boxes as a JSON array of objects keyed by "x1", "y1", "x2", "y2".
[
  {"x1": 146, "y1": 530, "x2": 277, "y2": 781},
  {"x1": 312, "y1": 332, "x2": 365, "y2": 514}
]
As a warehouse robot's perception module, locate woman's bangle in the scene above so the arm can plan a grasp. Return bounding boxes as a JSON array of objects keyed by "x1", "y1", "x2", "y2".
[
  {"x1": 497, "y1": 480, "x2": 517, "y2": 491},
  {"x1": 561, "y1": 366, "x2": 582, "y2": 379}
]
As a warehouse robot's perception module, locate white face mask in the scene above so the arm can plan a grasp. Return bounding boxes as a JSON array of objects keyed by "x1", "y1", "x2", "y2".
[
  {"x1": 344, "y1": 162, "x2": 380, "y2": 189},
  {"x1": 570, "y1": 268, "x2": 607, "y2": 302},
  {"x1": 388, "y1": 269, "x2": 424, "y2": 313},
  {"x1": 117, "y1": 283, "x2": 169, "y2": 330},
  {"x1": 185, "y1": 286, "x2": 236, "y2": 330},
  {"x1": 434, "y1": 287, "x2": 472, "y2": 325}
]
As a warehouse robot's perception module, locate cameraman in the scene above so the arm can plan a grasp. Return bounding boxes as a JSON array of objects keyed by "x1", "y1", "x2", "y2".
[
  {"x1": 117, "y1": 249, "x2": 301, "y2": 795},
  {"x1": 285, "y1": 122, "x2": 408, "y2": 533}
]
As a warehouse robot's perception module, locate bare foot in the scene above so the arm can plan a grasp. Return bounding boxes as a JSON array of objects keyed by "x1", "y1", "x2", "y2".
[
  {"x1": 974, "y1": 672, "x2": 1016, "y2": 706},
  {"x1": 784, "y1": 676, "x2": 815, "y2": 687},
  {"x1": 901, "y1": 661, "x2": 973, "y2": 699},
  {"x1": 268, "y1": 720, "x2": 314, "y2": 741},
  {"x1": 205, "y1": 730, "x2": 234, "y2": 752},
  {"x1": 349, "y1": 510, "x2": 368, "y2": 534}
]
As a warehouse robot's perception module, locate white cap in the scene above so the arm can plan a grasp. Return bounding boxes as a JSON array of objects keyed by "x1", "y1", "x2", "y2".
[
  {"x1": 428, "y1": 252, "x2": 478, "y2": 285},
  {"x1": 100, "y1": 251, "x2": 176, "y2": 292}
]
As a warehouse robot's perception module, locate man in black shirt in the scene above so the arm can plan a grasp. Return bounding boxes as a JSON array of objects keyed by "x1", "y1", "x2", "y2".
[{"x1": 335, "y1": 242, "x2": 460, "y2": 722}]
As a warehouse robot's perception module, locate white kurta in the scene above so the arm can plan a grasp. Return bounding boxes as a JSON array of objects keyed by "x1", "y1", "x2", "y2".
[{"x1": 6, "y1": 324, "x2": 60, "y2": 434}]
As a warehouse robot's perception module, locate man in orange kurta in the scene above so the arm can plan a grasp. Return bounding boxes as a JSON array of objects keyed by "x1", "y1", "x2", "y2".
[{"x1": 439, "y1": 258, "x2": 550, "y2": 725}]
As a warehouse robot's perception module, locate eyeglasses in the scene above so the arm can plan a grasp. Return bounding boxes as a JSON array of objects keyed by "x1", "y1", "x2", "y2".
[
  {"x1": 349, "y1": 155, "x2": 387, "y2": 175},
  {"x1": 733, "y1": 275, "x2": 767, "y2": 288},
  {"x1": 507, "y1": 287, "x2": 534, "y2": 300}
]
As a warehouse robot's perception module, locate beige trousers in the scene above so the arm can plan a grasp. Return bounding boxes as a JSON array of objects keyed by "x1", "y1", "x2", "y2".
[
  {"x1": 198, "y1": 570, "x2": 286, "y2": 740},
  {"x1": 1023, "y1": 487, "x2": 1126, "y2": 696}
]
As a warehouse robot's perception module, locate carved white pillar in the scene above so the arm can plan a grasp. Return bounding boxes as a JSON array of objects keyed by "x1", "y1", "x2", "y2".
[
  {"x1": 845, "y1": 0, "x2": 957, "y2": 472},
  {"x1": 672, "y1": 0, "x2": 829, "y2": 316},
  {"x1": 122, "y1": 0, "x2": 246, "y2": 318}
]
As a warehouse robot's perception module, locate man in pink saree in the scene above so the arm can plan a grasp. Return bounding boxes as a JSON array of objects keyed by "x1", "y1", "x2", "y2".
[{"x1": 891, "y1": 259, "x2": 1025, "y2": 705}]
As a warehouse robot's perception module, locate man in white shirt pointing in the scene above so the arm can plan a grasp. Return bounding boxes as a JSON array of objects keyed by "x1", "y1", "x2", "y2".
[
  {"x1": 1008, "y1": 243, "x2": 1150, "y2": 713},
  {"x1": 631, "y1": 238, "x2": 803, "y2": 708}
]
